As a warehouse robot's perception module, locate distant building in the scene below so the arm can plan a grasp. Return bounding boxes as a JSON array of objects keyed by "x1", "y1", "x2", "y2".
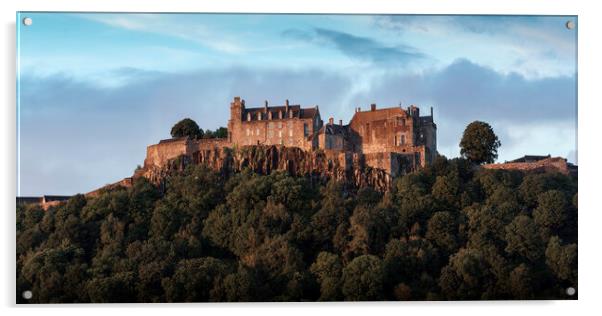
[{"x1": 17, "y1": 195, "x2": 71, "y2": 210}]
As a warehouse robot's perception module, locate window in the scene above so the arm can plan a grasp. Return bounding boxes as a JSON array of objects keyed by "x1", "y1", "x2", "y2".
[
  {"x1": 279, "y1": 130, "x2": 282, "y2": 138},
  {"x1": 247, "y1": 113, "x2": 251, "y2": 121},
  {"x1": 246, "y1": 128, "x2": 250, "y2": 136},
  {"x1": 289, "y1": 130, "x2": 293, "y2": 137},
  {"x1": 304, "y1": 123, "x2": 309, "y2": 137},
  {"x1": 256, "y1": 128, "x2": 260, "y2": 136},
  {"x1": 257, "y1": 112, "x2": 262, "y2": 121},
  {"x1": 401, "y1": 134, "x2": 405, "y2": 145}
]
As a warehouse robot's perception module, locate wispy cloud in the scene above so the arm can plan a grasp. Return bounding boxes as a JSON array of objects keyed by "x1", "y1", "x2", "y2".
[
  {"x1": 373, "y1": 15, "x2": 577, "y2": 79},
  {"x1": 283, "y1": 27, "x2": 426, "y2": 65},
  {"x1": 349, "y1": 58, "x2": 577, "y2": 162},
  {"x1": 81, "y1": 13, "x2": 248, "y2": 54}
]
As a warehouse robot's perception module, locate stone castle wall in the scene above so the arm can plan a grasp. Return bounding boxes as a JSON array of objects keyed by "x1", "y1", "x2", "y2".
[{"x1": 482, "y1": 157, "x2": 573, "y2": 175}]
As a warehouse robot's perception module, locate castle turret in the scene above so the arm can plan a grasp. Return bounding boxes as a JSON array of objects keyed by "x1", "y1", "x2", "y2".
[{"x1": 228, "y1": 96, "x2": 244, "y2": 142}]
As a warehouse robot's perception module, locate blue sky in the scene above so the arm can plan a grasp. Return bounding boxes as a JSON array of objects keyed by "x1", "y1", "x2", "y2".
[{"x1": 17, "y1": 13, "x2": 577, "y2": 196}]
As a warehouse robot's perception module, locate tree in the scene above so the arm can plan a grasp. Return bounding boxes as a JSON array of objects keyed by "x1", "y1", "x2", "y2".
[
  {"x1": 310, "y1": 252, "x2": 343, "y2": 301},
  {"x1": 509, "y1": 263, "x2": 534, "y2": 299},
  {"x1": 341, "y1": 255, "x2": 384, "y2": 300},
  {"x1": 545, "y1": 236, "x2": 577, "y2": 284},
  {"x1": 533, "y1": 190, "x2": 568, "y2": 238},
  {"x1": 439, "y1": 248, "x2": 493, "y2": 300},
  {"x1": 203, "y1": 127, "x2": 229, "y2": 139},
  {"x1": 459, "y1": 121, "x2": 501, "y2": 164},
  {"x1": 504, "y1": 215, "x2": 545, "y2": 262},
  {"x1": 170, "y1": 118, "x2": 203, "y2": 139},
  {"x1": 162, "y1": 257, "x2": 229, "y2": 302},
  {"x1": 426, "y1": 211, "x2": 459, "y2": 253}
]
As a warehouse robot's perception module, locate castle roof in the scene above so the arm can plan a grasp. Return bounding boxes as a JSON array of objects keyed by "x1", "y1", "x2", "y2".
[
  {"x1": 318, "y1": 123, "x2": 348, "y2": 136},
  {"x1": 508, "y1": 155, "x2": 552, "y2": 163},
  {"x1": 350, "y1": 106, "x2": 407, "y2": 124},
  {"x1": 242, "y1": 103, "x2": 319, "y2": 121}
]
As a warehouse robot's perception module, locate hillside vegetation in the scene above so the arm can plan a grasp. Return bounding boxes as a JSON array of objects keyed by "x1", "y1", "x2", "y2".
[{"x1": 17, "y1": 156, "x2": 577, "y2": 302}]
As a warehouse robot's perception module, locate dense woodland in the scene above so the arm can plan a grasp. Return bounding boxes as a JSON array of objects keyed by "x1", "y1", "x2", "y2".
[{"x1": 17, "y1": 155, "x2": 577, "y2": 302}]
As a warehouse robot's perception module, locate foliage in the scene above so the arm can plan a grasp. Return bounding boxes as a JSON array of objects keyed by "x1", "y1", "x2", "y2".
[
  {"x1": 16, "y1": 158, "x2": 577, "y2": 302},
  {"x1": 459, "y1": 121, "x2": 501, "y2": 164},
  {"x1": 170, "y1": 118, "x2": 203, "y2": 139}
]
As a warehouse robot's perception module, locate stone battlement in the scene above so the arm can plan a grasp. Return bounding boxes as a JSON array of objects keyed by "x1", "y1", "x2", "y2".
[{"x1": 482, "y1": 156, "x2": 577, "y2": 175}]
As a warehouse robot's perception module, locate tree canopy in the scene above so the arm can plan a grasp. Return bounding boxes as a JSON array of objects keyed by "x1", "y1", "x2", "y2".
[
  {"x1": 17, "y1": 156, "x2": 577, "y2": 302},
  {"x1": 460, "y1": 121, "x2": 501, "y2": 164},
  {"x1": 170, "y1": 118, "x2": 203, "y2": 139}
]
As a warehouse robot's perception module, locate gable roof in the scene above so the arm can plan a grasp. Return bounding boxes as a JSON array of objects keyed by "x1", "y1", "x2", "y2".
[
  {"x1": 350, "y1": 106, "x2": 407, "y2": 124},
  {"x1": 242, "y1": 104, "x2": 319, "y2": 121}
]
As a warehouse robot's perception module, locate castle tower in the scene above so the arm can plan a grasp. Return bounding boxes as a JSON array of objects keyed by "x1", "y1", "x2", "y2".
[{"x1": 228, "y1": 96, "x2": 244, "y2": 143}]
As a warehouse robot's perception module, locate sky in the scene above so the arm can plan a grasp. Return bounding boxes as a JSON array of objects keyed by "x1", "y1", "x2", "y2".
[{"x1": 16, "y1": 13, "x2": 577, "y2": 196}]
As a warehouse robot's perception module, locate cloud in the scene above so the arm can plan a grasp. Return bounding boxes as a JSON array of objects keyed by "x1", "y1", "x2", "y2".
[
  {"x1": 372, "y1": 15, "x2": 577, "y2": 79},
  {"x1": 283, "y1": 27, "x2": 426, "y2": 65},
  {"x1": 81, "y1": 13, "x2": 247, "y2": 54},
  {"x1": 349, "y1": 59, "x2": 577, "y2": 162},
  {"x1": 18, "y1": 67, "x2": 353, "y2": 196},
  {"x1": 351, "y1": 59, "x2": 576, "y2": 123},
  {"x1": 18, "y1": 59, "x2": 577, "y2": 196}
]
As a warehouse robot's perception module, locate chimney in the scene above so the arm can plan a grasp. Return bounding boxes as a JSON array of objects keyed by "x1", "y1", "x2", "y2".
[
  {"x1": 339, "y1": 119, "x2": 343, "y2": 126},
  {"x1": 328, "y1": 117, "x2": 334, "y2": 125},
  {"x1": 357, "y1": 107, "x2": 361, "y2": 112},
  {"x1": 285, "y1": 99, "x2": 289, "y2": 107},
  {"x1": 371, "y1": 103, "x2": 376, "y2": 111},
  {"x1": 430, "y1": 106, "x2": 433, "y2": 118},
  {"x1": 264, "y1": 100, "x2": 268, "y2": 111}
]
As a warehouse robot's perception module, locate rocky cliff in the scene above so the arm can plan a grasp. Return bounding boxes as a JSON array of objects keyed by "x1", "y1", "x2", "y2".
[{"x1": 136, "y1": 145, "x2": 393, "y2": 191}]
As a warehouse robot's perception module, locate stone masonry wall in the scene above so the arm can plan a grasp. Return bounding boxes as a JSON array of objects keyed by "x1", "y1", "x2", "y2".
[{"x1": 482, "y1": 157, "x2": 571, "y2": 175}]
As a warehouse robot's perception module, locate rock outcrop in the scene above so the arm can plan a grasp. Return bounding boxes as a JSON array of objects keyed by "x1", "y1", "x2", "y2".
[{"x1": 136, "y1": 145, "x2": 394, "y2": 191}]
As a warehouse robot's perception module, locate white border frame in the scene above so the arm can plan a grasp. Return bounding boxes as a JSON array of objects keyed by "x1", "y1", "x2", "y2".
[{"x1": 2, "y1": 1, "x2": 600, "y2": 315}]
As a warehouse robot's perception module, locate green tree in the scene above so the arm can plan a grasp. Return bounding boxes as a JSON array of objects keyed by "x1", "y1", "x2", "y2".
[
  {"x1": 533, "y1": 190, "x2": 568, "y2": 239},
  {"x1": 311, "y1": 180, "x2": 350, "y2": 250},
  {"x1": 86, "y1": 272, "x2": 136, "y2": 302},
  {"x1": 545, "y1": 236, "x2": 577, "y2": 284},
  {"x1": 20, "y1": 239, "x2": 89, "y2": 303},
  {"x1": 341, "y1": 255, "x2": 384, "y2": 301},
  {"x1": 509, "y1": 263, "x2": 534, "y2": 299},
  {"x1": 162, "y1": 257, "x2": 229, "y2": 302},
  {"x1": 426, "y1": 211, "x2": 459, "y2": 253},
  {"x1": 459, "y1": 121, "x2": 501, "y2": 164},
  {"x1": 439, "y1": 248, "x2": 493, "y2": 300},
  {"x1": 170, "y1": 118, "x2": 203, "y2": 139},
  {"x1": 504, "y1": 215, "x2": 545, "y2": 262},
  {"x1": 310, "y1": 252, "x2": 343, "y2": 301}
]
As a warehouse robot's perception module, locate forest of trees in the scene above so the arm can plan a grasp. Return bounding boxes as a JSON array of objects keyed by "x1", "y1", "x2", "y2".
[{"x1": 16, "y1": 155, "x2": 577, "y2": 302}]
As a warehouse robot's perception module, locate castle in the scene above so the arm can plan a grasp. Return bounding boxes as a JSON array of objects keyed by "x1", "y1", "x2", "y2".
[{"x1": 144, "y1": 96, "x2": 437, "y2": 178}]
